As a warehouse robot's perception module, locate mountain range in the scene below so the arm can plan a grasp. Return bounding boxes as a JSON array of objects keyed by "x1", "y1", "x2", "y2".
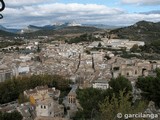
[
  {"x1": 1, "y1": 21, "x2": 160, "y2": 43},
  {"x1": 0, "y1": 25, "x2": 21, "y2": 34},
  {"x1": 0, "y1": 22, "x2": 122, "y2": 34}
]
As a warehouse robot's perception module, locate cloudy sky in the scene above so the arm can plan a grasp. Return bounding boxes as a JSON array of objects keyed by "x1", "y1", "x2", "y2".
[{"x1": 0, "y1": 0, "x2": 160, "y2": 28}]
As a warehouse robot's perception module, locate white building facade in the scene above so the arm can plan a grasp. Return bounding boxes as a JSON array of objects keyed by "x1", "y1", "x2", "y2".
[{"x1": 93, "y1": 80, "x2": 109, "y2": 90}]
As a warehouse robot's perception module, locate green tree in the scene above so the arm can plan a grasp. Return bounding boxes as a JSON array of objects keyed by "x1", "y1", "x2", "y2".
[
  {"x1": 130, "y1": 44, "x2": 139, "y2": 52},
  {"x1": 18, "y1": 93, "x2": 29, "y2": 104},
  {"x1": 0, "y1": 74, "x2": 71, "y2": 104},
  {"x1": 74, "y1": 76, "x2": 134, "y2": 119},
  {"x1": 67, "y1": 33, "x2": 101, "y2": 44},
  {"x1": 15, "y1": 47, "x2": 19, "y2": 51},
  {"x1": 99, "y1": 90, "x2": 147, "y2": 120},
  {"x1": 74, "y1": 88, "x2": 109, "y2": 119},
  {"x1": 98, "y1": 42, "x2": 102, "y2": 47},
  {"x1": 109, "y1": 76, "x2": 132, "y2": 94},
  {"x1": 0, "y1": 111, "x2": 23, "y2": 120},
  {"x1": 136, "y1": 76, "x2": 160, "y2": 107},
  {"x1": 155, "y1": 68, "x2": 160, "y2": 77}
]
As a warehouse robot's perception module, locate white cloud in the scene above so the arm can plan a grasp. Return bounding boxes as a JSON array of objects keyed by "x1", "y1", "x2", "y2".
[
  {"x1": 1, "y1": 3, "x2": 124, "y2": 27},
  {"x1": 5, "y1": 0, "x2": 53, "y2": 6},
  {"x1": 121, "y1": 0, "x2": 160, "y2": 5},
  {"x1": 111, "y1": 13, "x2": 160, "y2": 25},
  {"x1": 1, "y1": 2, "x2": 160, "y2": 28},
  {"x1": 3, "y1": 3, "x2": 124, "y2": 16}
]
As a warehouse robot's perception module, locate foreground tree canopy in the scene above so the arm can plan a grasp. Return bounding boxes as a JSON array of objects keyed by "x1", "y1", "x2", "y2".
[
  {"x1": 74, "y1": 76, "x2": 146, "y2": 120},
  {"x1": 109, "y1": 76, "x2": 132, "y2": 94},
  {"x1": 136, "y1": 69, "x2": 160, "y2": 107},
  {"x1": 0, "y1": 111, "x2": 23, "y2": 120},
  {"x1": 0, "y1": 74, "x2": 71, "y2": 104},
  {"x1": 99, "y1": 91, "x2": 147, "y2": 120}
]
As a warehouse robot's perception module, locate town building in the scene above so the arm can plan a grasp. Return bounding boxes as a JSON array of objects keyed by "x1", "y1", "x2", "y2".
[
  {"x1": 24, "y1": 86, "x2": 60, "y2": 105},
  {"x1": 0, "y1": 64, "x2": 12, "y2": 82},
  {"x1": 93, "y1": 79, "x2": 109, "y2": 90},
  {"x1": 67, "y1": 85, "x2": 77, "y2": 104},
  {"x1": 111, "y1": 58, "x2": 152, "y2": 78},
  {"x1": 36, "y1": 98, "x2": 64, "y2": 118}
]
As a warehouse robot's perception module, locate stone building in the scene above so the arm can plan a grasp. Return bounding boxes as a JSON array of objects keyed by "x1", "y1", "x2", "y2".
[
  {"x1": 24, "y1": 86, "x2": 60, "y2": 105},
  {"x1": 36, "y1": 98, "x2": 64, "y2": 118},
  {"x1": 0, "y1": 65, "x2": 12, "y2": 82},
  {"x1": 67, "y1": 85, "x2": 77, "y2": 104},
  {"x1": 112, "y1": 58, "x2": 152, "y2": 78},
  {"x1": 93, "y1": 79, "x2": 109, "y2": 90}
]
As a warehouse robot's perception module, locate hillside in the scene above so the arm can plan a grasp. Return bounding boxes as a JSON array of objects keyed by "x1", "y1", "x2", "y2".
[
  {"x1": 83, "y1": 24, "x2": 122, "y2": 29},
  {"x1": 23, "y1": 26, "x2": 101, "y2": 37},
  {"x1": 55, "y1": 26, "x2": 101, "y2": 34},
  {"x1": 109, "y1": 21, "x2": 160, "y2": 42},
  {"x1": 0, "y1": 30, "x2": 16, "y2": 37},
  {"x1": 0, "y1": 25, "x2": 20, "y2": 34}
]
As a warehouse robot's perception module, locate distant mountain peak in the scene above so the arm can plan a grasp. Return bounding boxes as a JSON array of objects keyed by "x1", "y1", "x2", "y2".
[{"x1": 52, "y1": 22, "x2": 64, "y2": 26}]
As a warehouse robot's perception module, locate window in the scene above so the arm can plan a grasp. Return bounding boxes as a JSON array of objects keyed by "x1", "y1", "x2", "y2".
[
  {"x1": 135, "y1": 70, "x2": 137, "y2": 75},
  {"x1": 113, "y1": 67, "x2": 119, "y2": 71},
  {"x1": 44, "y1": 106, "x2": 46, "y2": 109}
]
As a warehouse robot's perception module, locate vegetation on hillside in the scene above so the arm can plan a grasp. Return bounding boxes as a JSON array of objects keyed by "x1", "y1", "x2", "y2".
[
  {"x1": 0, "y1": 41, "x2": 25, "y2": 49},
  {"x1": 120, "y1": 39, "x2": 160, "y2": 60},
  {"x1": 110, "y1": 21, "x2": 160, "y2": 42},
  {"x1": 23, "y1": 26, "x2": 100, "y2": 38},
  {"x1": 0, "y1": 30, "x2": 16, "y2": 37},
  {"x1": 66, "y1": 33, "x2": 101, "y2": 44}
]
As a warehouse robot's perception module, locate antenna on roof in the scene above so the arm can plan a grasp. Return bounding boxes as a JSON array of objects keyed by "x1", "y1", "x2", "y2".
[{"x1": 0, "y1": 0, "x2": 5, "y2": 19}]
